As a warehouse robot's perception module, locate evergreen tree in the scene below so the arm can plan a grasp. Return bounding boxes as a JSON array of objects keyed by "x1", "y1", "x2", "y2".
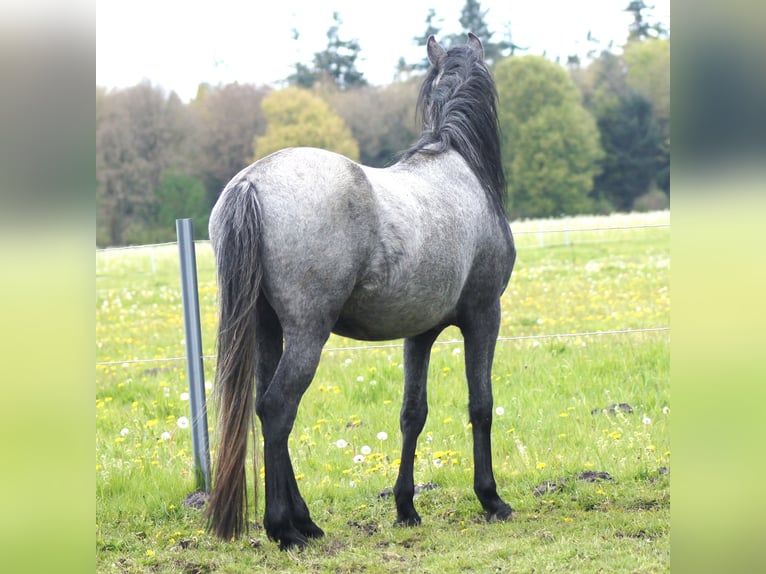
[
  {"x1": 592, "y1": 91, "x2": 663, "y2": 210},
  {"x1": 625, "y1": 1, "x2": 668, "y2": 41},
  {"x1": 288, "y1": 13, "x2": 367, "y2": 91}
]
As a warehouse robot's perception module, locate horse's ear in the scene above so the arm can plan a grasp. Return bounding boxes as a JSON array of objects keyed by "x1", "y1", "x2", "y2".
[
  {"x1": 467, "y1": 32, "x2": 484, "y2": 59},
  {"x1": 427, "y1": 35, "x2": 446, "y2": 67}
]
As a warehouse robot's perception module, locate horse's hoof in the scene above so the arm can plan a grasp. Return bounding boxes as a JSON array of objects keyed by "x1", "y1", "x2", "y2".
[
  {"x1": 299, "y1": 521, "x2": 325, "y2": 539},
  {"x1": 394, "y1": 514, "x2": 422, "y2": 527},
  {"x1": 277, "y1": 531, "x2": 309, "y2": 551},
  {"x1": 487, "y1": 503, "x2": 514, "y2": 522}
]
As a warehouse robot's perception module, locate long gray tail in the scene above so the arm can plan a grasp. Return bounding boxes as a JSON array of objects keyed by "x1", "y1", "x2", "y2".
[{"x1": 205, "y1": 179, "x2": 262, "y2": 540}]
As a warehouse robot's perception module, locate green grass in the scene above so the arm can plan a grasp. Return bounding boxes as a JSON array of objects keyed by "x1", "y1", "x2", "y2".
[{"x1": 96, "y1": 211, "x2": 670, "y2": 573}]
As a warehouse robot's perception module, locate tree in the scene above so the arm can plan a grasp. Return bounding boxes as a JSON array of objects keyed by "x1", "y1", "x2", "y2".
[
  {"x1": 623, "y1": 39, "x2": 670, "y2": 192},
  {"x1": 409, "y1": 9, "x2": 443, "y2": 71},
  {"x1": 253, "y1": 87, "x2": 360, "y2": 161},
  {"x1": 325, "y1": 79, "x2": 421, "y2": 167},
  {"x1": 145, "y1": 172, "x2": 209, "y2": 242},
  {"x1": 494, "y1": 56, "x2": 603, "y2": 219},
  {"x1": 408, "y1": 1, "x2": 518, "y2": 72},
  {"x1": 455, "y1": 0, "x2": 511, "y2": 64},
  {"x1": 96, "y1": 82, "x2": 191, "y2": 245},
  {"x1": 189, "y1": 82, "x2": 269, "y2": 205},
  {"x1": 592, "y1": 91, "x2": 663, "y2": 210},
  {"x1": 570, "y1": 42, "x2": 669, "y2": 203},
  {"x1": 288, "y1": 13, "x2": 367, "y2": 91},
  {"x1": 624, "y1": 1, "x2": 668, "y2": 42}
]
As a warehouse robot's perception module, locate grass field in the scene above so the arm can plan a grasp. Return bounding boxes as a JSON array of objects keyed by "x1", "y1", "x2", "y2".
[{"x1": 96, "y1": 211, "x2": 670, "y2": 573}]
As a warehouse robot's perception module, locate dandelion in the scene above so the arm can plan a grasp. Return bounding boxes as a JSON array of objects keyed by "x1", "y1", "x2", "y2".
[
  {"x1": 180, "y1": 392, "x2": 190, "y2": 401},
  {"x1": 452, "y1": 347, "x2": 462, "y2": 355},
  {"x1": 356, "y1": 376, "x2": 364, "y2": 382},
  {"x1": 204, "y1": 381, "x2": 213, "y2": 391},
  {"x1": 433, "y1": 458, "x2": 443, "y2": 467},
  {"x1": 353, "y1": 454, "x2": 364, "y2": 464},
  {"x1": 120, "y1": 428, "x2": 129, "y2": 437},
  {"x1": 361, "y1": 445, "x2": 371, "y2": 455},
  {"x1": 335, "y1": 439, "x2": 348, "y2": 449},
  {"x1": 177, "y1": 416, "x2": 190, "y2": 429},
  {"x1": 536, "y1": 462, "x2": 547, "y2": 470},
  {"x1": 642, "y1": 416, "x2": 652, "y2": 425},
  {"x1": 663, "y1": 406, "x2": 670, "y2": 415},
  {"x1": 370, "y1": 379, "x2": 377, "y2": 386},
  {"x1": 344, "y1": 358, "x2": 352, "y2": 365},
  {"x1": 377, "y1": 431, "x2": 388, "y2": 441},
  {"x1": 495, "y1": 407, "x2": 505, "y2": 416},
  {"x1": 145, "y1": 550, "x2": 155, "y2": 557},
  {"x1": 161, "y1": 432, "x2": 171, "y2": 441}
]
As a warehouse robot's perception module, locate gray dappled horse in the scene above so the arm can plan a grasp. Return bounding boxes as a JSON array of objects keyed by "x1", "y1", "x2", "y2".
[{"x1": 206, "y1": 33, "x2": 516, "y2": 550}]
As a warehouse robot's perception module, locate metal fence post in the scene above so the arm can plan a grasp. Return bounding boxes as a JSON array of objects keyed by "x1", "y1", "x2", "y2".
[{"x1": 176, "y1": 219, "x2": 211, "y2": 493}]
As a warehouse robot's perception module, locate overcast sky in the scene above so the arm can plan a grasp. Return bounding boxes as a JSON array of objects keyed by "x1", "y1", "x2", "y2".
[{"x1": 96, "y1": 0, "x2": 670, "y2": 101}]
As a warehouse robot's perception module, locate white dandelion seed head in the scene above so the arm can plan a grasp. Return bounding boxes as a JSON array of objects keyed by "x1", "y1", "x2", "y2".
[
  {"x1": 353, "y1": 454, "x2": 365, "y2": 463},
  {"x1": 161, "y1": 431, "x2": 171, "y2": 441},
  {"x1": 335, "y1": 439, "x2": 348, "y2": 449},
  {"x1": 361, "y1": 445, "x2": 371, "y2": 455},
  {"x1": 433, "y1": 458, "x2": 443, "y2": 467},
  {"x1": 356, "y1": 376, "x2": 364, "y2": 382},
  {"x1": 452, "y1": 347, "x2": 462, "y2": 355},
  {"x1": 642, "y1": 416, "x2": 652, "y2": 425},
  {"x1": 344, "y1": 358, "x2": 352, "y2": 365},
  {"x1": 177, "y1": 416, "x2": 190, "y2": 429},
  {"x1": 370, "y1": 379, "x2": 377, "y2": 386},
  {"x1": 180, "y1": 392, "x2": 190, "y2": 401},
  {"x1": 204, "y1": 381, "x2": 213, "y2": 390},
  {"x1": 120, "y1": 428, "x2": 129, "y2": 437},
  {"x1": 376, "y1": 431, "x2": 388, "y2": 441},
  {"x1": 495, "y1": 406, "x2": 505, "y2": 416},
  {"x1": 662, "y1": 406, "x2": 670, "y2": 415}
]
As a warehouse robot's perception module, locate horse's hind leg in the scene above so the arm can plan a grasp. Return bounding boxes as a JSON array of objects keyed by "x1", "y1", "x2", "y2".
[
  {"x1": 256, "y1": 330, "x2": 327, "y2": 550},
  {"x1": 461, "y1": 301, "x2": 513, "y2": 521},
  {"x1": 394, "y1": 328, "x2": 442, "y2": 526}
]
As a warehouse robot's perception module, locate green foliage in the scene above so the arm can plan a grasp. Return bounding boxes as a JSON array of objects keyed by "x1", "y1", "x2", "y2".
[
  {"x1": 253, "y1": 87, "x2": 360, "y2": 161},
  {"x1": 623, "y1": 39, "x2": 670, "y2": 126},
  {"x1": 571, "y1": 43, "x2": 669, "y2": 204},
  {"x1": 623, "y1": 39, "x2": 670, "y2": 193},
  {"x1": 592, "y1": 91, "x2": 664, "y2": 211},
  {"x1": 495, "y1": 56, "x2": 603, "y2": 219}
]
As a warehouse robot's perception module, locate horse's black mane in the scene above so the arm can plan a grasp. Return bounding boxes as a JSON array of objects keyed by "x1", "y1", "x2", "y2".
[{"x1": 402, "y1": 44, "x2": 506, "y2": 211}]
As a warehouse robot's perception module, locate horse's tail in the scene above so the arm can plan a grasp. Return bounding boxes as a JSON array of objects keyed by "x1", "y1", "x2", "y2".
[{"x1": 205, "y1": 178, "x2": 263, "y2": 540}]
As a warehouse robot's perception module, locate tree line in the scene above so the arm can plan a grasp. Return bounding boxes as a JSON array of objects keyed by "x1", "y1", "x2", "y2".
[{"x1": 96, "y1": 1, "x2": 669, "y2": 246}]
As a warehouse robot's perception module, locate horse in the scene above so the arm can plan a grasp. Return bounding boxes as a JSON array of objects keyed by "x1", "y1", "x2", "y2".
[{"x1": 206, "y1": 33, "x2": 516, "y2": 550}]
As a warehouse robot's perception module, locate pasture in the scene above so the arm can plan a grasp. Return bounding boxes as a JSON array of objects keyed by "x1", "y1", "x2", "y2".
[{"x1": 96, "y1": 211, "x2": 670, "y2": 573}]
